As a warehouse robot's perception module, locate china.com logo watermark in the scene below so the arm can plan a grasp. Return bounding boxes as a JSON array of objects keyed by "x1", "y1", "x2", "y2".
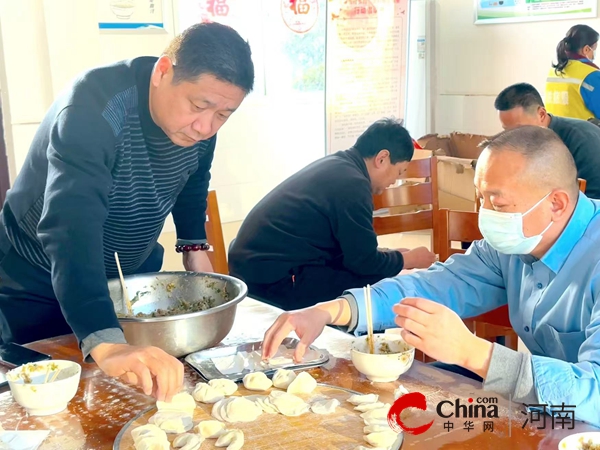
[
  {"x1": 387, "y1": 392, "x2": 499, "y2": 435},
  {"x1": 388, "y1": 392, "x2": 577, "y2": 436}
]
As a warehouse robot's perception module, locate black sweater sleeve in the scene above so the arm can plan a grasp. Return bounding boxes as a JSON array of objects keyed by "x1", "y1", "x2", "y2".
[
  {"x1": 172, "y1": 136, "x2": 216, "y2": 241},
  {"x1": 37, "y1": 106, "x2": 122, "y2": 345},
  {"x1": 329, "y1": 180, "x2": 404, "y2": 277}
]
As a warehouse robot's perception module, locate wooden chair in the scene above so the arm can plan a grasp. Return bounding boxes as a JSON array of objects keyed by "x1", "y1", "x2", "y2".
[
  {"x1": 579, "y1": 178, "x2": 587, "y2": 193},
  {"x1": 372, "y1": 157, "x2": 439, "y2": 254},
  {"x1": 437, "y1": 208, "x2": 518, "y2": 351},
  {"x1": 205, "y1": 190, "x2": 228, "y2": 275}
]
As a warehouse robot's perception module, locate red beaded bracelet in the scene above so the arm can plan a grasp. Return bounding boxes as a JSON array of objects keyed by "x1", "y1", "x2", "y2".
[{"x1": 175, "y1": 243, "x2": 210, "y2": 253}]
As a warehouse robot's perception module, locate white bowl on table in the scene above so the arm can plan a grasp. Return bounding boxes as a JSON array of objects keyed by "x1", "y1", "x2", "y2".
[
  {"x1": 6, "y1": 360, "x2": 81, "y2": 416},
  {"x1": 351, "y1": 333, "x2": 415, "y2": 382}
]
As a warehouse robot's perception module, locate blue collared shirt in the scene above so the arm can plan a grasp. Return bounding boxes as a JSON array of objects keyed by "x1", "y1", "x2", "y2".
[{"x1": 346, "y1": 193, "x2": 600, "y2": 426}]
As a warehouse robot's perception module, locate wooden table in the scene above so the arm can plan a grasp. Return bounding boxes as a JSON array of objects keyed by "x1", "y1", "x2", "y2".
[{"x1": 0, "y1": 299, "x2": 596, "y2": 449}]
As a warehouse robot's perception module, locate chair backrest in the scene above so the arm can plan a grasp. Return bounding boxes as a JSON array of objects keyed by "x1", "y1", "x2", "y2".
[
  {"x1": 205, "y1": 190, "x2": 228, "y2": 275},
  {"x1": 372, "y1": 157, "x2": 439, "y2": 252},
  {"x1": 438, "y1": 209, "x2": 481, "y2": 263},
  {"x1": 579, "y1": 178, "x2": 587, "y2": 193}
]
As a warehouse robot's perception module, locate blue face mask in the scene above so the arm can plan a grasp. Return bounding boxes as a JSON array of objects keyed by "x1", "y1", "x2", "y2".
[{"x1": 478, "y1": 193, "x2": 553, "y2": 255}]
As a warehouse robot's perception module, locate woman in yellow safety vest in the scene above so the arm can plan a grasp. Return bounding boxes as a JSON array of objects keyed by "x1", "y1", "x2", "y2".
[{"x1": 546, "y1": 24, "x2": 600, "y2": 120}]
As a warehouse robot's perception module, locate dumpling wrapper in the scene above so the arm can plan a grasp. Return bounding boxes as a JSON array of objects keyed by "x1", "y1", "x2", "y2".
[
  {"x1": 310, "y1": 398, "x2": 340, "y2": 415},
  {"x1": 194, "y1": 420, "x2": 227, "y2": 439},
  {"x1": 149, "y1": 411, "x2": 193, "y2": 434},
  {"x1": 215, "y1": 429, "x2": 244, "y2": 450},
  {"x1": 172, "y1": 433, "x2": 203, "y2": 450},
  {"x1": 193, "y1": 382, "x2": 224, "y2": 404},
  {"x1": 223, "y1": 397, "x2": 262, "y2": 423},
  {"x1": 286, "y1": 371, "x2": 317, "y2": 395},
  {"x1": 209, "y1": 379, "x2": 239, "y2": 396},
  {"x1": 243, "y1": 372, "x2": 273, "y2": 391},
  {"x1": 156, "y1": 392, "x2": 196, "y2": 415},
  {"x1": 347, "y1": 393, "x2": 379, "y2": 405},
  {"x1": 272, "y1": 368, "x2": 297, "y2": 390},
  {"x1": 212, "y1": 398, "x2": 231, "y2": 422},
  {"x1": 364, "y1": 430, "x2": 398, "y2": 448},
  {"x1": 244, "y1": 395, "x2": 279, "y2": 414}
]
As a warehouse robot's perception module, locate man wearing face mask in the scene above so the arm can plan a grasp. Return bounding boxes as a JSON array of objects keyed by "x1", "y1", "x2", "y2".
[{"x1": 260, "y1": 126, "x2": 600, "y2": 427}]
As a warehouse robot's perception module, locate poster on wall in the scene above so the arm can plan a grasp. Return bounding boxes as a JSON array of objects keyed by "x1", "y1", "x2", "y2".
[
  {"x1": 475, "y1": 0, "x2": 597, "y2": 25},
  {"x1": 326, "y1": 0, "x2": 410, "y2": 154},
  {"x1": 98, "y1": 0, "x2": 164, "y2": 29}
]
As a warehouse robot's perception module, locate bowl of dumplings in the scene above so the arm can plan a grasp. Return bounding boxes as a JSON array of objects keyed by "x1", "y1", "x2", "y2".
[{"x1": 351, "y1": 333, "x2": 415, "y2": 382}]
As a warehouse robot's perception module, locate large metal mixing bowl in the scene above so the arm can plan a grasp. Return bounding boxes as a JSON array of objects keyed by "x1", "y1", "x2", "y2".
[{"x1": 108, "y1": 272, "x2": 248, "y2": 358}]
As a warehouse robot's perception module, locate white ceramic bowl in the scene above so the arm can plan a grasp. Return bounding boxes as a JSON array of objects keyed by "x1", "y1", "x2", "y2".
[
  {"x1": 7, "y1": 360, "x2": 81, "y2": 416},
  {"x1": 351, "y1": 333, "x2": 415, "y2": 382}
]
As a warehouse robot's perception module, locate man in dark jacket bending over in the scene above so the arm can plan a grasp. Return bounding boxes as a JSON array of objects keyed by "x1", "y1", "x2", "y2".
[{"x1": 229, "y1": 118, "x2": 436, "y2": 310}]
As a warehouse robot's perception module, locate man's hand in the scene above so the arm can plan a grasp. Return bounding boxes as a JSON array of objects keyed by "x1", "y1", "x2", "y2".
[
  {"x1": 261, "y1": 299, "x2": 351, "y2": 363},
  {"x1": 401, "y1": 247, "x2": 437, "y2": 269},
  {"x1": 183, "y1": 250, "x2": 213, "y2": 273},
  {"x1": 90, "y1": 343, "x2": 184, "y2": 401},
  {"x1": 396, "y1": 248, "x2": 411, "y2": 253},
  {"x1": 392, "y1": 298, "x2": 493, "y2": 379}
]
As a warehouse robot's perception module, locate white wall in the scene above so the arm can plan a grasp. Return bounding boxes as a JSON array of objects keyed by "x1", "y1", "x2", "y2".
[{"x1": 432, "y1": 0, "x2": 600, "y2": 136}]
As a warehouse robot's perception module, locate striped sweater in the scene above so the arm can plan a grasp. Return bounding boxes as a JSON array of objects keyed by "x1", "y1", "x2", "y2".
[{"x1": 1, "y1": 57, "x2": 215, "y2": 354}]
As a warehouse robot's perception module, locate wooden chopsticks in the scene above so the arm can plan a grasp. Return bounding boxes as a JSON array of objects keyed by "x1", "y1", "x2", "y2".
[
  {"x1": 114, "y1": 252, "x2": 133, "y2": 316},
  {"x1": 363, "y1": 284, "x2": 375, "y2": 354}
]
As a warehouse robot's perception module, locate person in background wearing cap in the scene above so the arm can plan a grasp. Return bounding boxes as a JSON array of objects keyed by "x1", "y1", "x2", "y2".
[
  {"x1": 261, "y1": 126, "x2": 600, "y2": 427},
  {"x1": 0, "y1": 23, "x2": 254, "y2": 401}
]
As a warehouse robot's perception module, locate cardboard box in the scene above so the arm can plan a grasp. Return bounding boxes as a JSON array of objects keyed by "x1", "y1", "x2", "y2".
[{"x1": 417, "y1": 132, "x2": 490, "y2": 212}]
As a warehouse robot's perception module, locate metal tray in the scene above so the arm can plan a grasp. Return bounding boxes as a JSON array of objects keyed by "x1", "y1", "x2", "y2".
[{"x1": 184, "y1": 337, "x2": 329, "y2": 382}]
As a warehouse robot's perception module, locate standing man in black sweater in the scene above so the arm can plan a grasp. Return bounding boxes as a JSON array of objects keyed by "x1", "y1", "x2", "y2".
[
  {"x1": 229, "y1": 119, "x2": 436, "y2": 310},
  {"x1": 0, "y1": 23, "x2": 254, "y2": 401},
  {"x1": 495, "y1": 83, "x2": 600, "y2": 199}
]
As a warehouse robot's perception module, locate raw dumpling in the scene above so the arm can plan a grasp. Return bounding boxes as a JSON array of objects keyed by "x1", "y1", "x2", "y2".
[
  {"x1": 172, "y1": 433, "x2": 203, "y2": 450},
  {"x1": 149, "y1": 411, "x2": 193, "y2": 434},
  {"x1": 194, "y1": 420, "x2": 227, "y2": 439},
  {"x1": 364, "y1": 424, "x2": 392, "y2": 433},
  {"x1": 269, "y1": 392, "x2": 310, "y2": 417},
  {"x1": 310, "y1": 398, "x2": 340, "y2": 415},
  {"x1": 394, "y1": 384, "x2": 409, "y2": 400},
  {"x1": 355, "y1": 402, "x2": 386, "y2": 412},
  {"x1": 131, "y1": 424, "x2": 165, "y2": 441},
  {"x1": 243, "y1": 372, "x2": 273, "y2": 391},
  {"x1": 215, "y1": 429, "x2": 244, "y2": 450},
  {"x1": 272, "y1": 368, "x2": 297, "y2": 390},
  {"x1": 211, "y1": 398, "x2": 230, "y2": 422},
  {"x1": 193, "y1": 382, "x2": 224, "y2": 404},
  {"x1": 364, "y1": 430, "x2": 398, "y2": 448},
  {"x1": 361, "y1": 405, "x2": 391, "y2": 422},
  {"x1": 347, "y1": 393, "x2": 378, "y2": 405},
  {"x1": 286, "y1": 372, "x2": 317, "y2": 394},
  {"x1": 245, "y1": 395, "x2": 279, "y2": 414},
  {"x1": 209, "y1": 379, "x2": 239, "y2": 396},
  {"x1": 223, "y1": 397, "x2": 262, "y2": 423},
  {"x1": 363, "y1": 417, "x2": 390, "y2": 427},
  {"x1": 134, "y1": 435, "x2": 170, "y2": 450},
  {"x1": 156, "y1": 392, "x2": 196, "y2": 415},
  {"x1": 131, "y1": 424, "x2": 169, "y2": 450}
]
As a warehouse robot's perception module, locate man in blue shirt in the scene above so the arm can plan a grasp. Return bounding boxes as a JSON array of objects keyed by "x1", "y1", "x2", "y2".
[{"x1": 261, "y1": 126, "x2": 600, "y2": 426}]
